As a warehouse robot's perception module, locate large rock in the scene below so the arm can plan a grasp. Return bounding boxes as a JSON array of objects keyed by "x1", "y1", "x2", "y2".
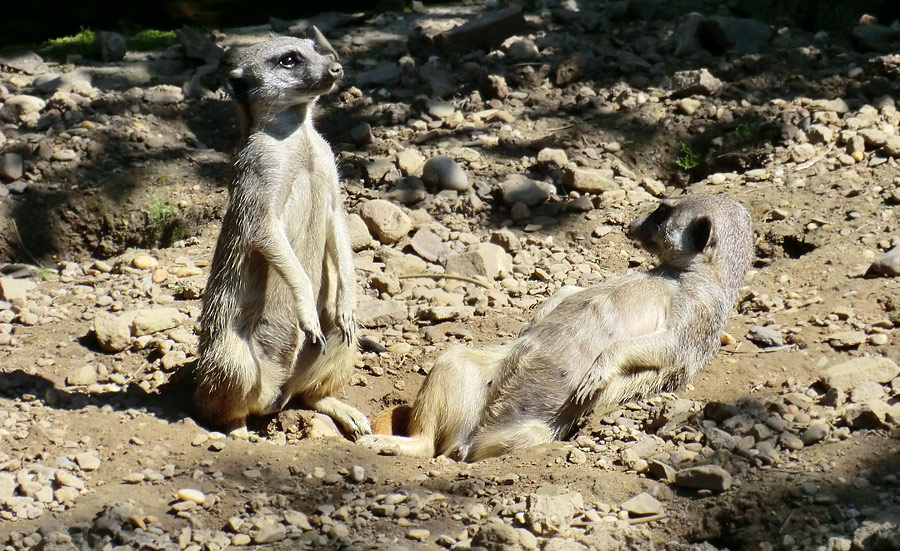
[
  {"x1": 130, "y1": 308, "x2": 184, "y2": 336},
  {"x1": 867, "y1": 246, "x2": 900, "y2": 277},
  {"x1": 675, "y1": 465, "x2": 732, "y2": 491},
  {"x1": 621, "y1": 492, "x2": 664, "y2": 516},
  {"x1": 412, "y1": 6, "x2": 526, "y2": 55},
  {"x1": 499, "y1": 175, "x2": 555, "y2": 207},
  {"x1": 819, "y1": 357, "x2": 899, "y2": 392},
  {"x1": 357, "y1": 298, "x2": 407, "y2": 328},
  {"x1": 0, "y1": 277, "x2": 35, "y2": 302},
  {"x1": 347, "y1": 213, "x2": 373, "y2": 251},
  {"x1": 445, "y1": 243, "x2": 512, "y2": 281},
  {"x1": 359, "y1": 200, "x2": 412, "y2": 244},
  {"x1": 671, "y1": 68, "x2": 723, "y2": 97},
  {"x1": 0, "y1": 94, "x2": 46, "y2": 124},
  {"x1": 525, "y1": 492, "x2": 583, "y2": 536},
  {"x1": 93, "y1": 312, "x2": 131, "y2": 353},
  {"x1": 0, "y1": 153, "x2": 24, "y2": 181},
  {"x1": 565, "y1": 167, "x2": 617, "y2": 194},
  {"x1": 410, "y1": 228, "x2": 449, "y2": 263}
]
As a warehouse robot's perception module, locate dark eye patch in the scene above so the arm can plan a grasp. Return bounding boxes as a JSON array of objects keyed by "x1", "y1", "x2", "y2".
[
  {"x1": 647, "y1": 204, "x2": 672, "y2": 226},
  {"x1": 277, "y1": 52, "x2": 301, "y2": 68}
]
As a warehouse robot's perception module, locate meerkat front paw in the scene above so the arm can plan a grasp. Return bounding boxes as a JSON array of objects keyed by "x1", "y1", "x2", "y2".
[
  {"x1": 337, "y1": 310, "x2": 356, "y2": 345},
  {"x1": 297, "y1": 311, "x2": 327, "y2": 350},
  {"x1": 331, "y1": 403, "x2": 371, "y2": 440},
  {"x1": 574, "y1": 355, "x2": 614, "y2": 404}
]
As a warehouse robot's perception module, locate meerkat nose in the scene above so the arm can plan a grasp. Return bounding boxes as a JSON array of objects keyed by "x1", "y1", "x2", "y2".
[{"x1": 328, "y1": 62, "x2": 343, "y2": 79}]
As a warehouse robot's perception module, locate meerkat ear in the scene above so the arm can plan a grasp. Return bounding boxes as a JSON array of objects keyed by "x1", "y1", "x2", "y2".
[
  {"x1": 310, "y1": 25, "x2": 340, "y2": 61},
  {"x1": 225, "y1": 68, "x2": 250, "y2": 104},
  {"x1": 687, "y1": 216, "x2": 714, "y2": 252}
]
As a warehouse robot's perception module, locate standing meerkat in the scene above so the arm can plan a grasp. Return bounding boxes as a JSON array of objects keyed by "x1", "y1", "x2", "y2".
[
  {"x1": 360, "y1": 194, "x2": 753, "y2": 461},
  {"x1": 193, "y1": 37, "x2": 370, "y2": 438}
]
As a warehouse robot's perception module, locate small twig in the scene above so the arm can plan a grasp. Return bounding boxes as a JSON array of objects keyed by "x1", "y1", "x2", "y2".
[
  {"x1": 629, "y1": 513, "x2": 667, "y2": 525},
  {"x1": 397, "y1": 273, "x2": 494, "y2": 289},
  {"x1": 9, "y1": 219, "x2": 45, "y2": 269},
  {"x1": 546, "y1": 123, "x2": 575, "y2": 133},
  {"x1": 779, "y1": 509, "x2": 796, "y2": 533}
]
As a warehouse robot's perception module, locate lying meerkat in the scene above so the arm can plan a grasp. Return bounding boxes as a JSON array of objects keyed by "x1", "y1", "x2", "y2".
[
  {"x1": 359, "y1": 194, "x2": 753, "y2": 461},
  {"x1": 193, "y1": 37, "x2": 370, "y2": 438}
]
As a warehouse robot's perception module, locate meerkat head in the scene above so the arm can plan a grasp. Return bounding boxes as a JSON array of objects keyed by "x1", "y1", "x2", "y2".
[
  {"x1": 629, "y1": 194, "x2": 753, "y2": 274},
  {"x1": 628, "y1": 196, "x2": 717, "y2": 269},
  {"x1": 226, "y1": 37, "x2": 343, "y2": 110}
]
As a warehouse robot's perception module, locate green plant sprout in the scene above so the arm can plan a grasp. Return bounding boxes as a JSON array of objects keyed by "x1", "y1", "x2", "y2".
[{"x1": 675, "y1": 142, "x2": 699, "y2": 171}]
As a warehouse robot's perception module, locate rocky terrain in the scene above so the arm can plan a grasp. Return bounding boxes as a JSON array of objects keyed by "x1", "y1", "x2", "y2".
[{"x1": 1, "y1": 1, "x2": 900, "y2": 550}]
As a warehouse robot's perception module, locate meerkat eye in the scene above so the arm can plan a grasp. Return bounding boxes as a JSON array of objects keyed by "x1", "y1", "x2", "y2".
[{"x1": 278, "y1": 53, "x2": 301, "y2": 68}]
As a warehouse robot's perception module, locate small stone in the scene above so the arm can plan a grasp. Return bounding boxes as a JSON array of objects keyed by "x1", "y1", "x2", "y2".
[
  {"x1": 75, "y1": 453, "x2": 101, "y2": 471},
  {"x1": 66, "y1": 365, "x2": 98, "y2": 387},
  {"x1": 779, "y1": 432, "x2": 804, "y2": 451},
  {"x1": 254, "y1": 523, "x2": 287, "y2": 544},
  {"x1": 396, "y1": 149, "x2": 426, "y2": 176},
  {"x1": 869, "y1": 333, "x2": 890, "y2": 346},
  {"x1": 820, "y1": 357, "x2": 899, "y2": 392},
  {"x1": 132, "y1": 255, "x2": 158, "y2": 270},
  {"x1": 800, "y1": 423, "x2": 830, "y2": 445},
  {"x1": 867, "y1": 246, "x2": 900, "y2": 277},
  {"x1": 674, "y1": 465, "x2": 732, "y2": 491},
  {"x1": 621, "y1": 492, "x2": 663, "y2": 516},
  {"x1": 806, "y1": 124, "x2": 833, "y2": 144},
  {"x1": 678, "y1": 97, "x2": 701, "y2": 115},
  {"x1": 566, "y1": 167, "x2": 617, "y2": 194},
  {"x1": 152, "y1": 267, "x2": 168, "y2": 284},
  {"x1": 671, "y1": 68, "x2": 722, "y2": 96},
  {"x1": 444, "y1": 243, "x2": 513, "y2": 280},
  {"x1": 93, "y1": 312, "x2": 131, "y2": 353},
  {"x1": 648, "y1": 460, "x2": 677, "y2": 483},
  {"x1": 351, "y1": 123, "x2": 374, "y2": 146},
  {"x1": 95, "y1": 31, "x2": 126, "y2": 61},
  {"x1": 883, "y1": 135, "x2": 900, "y2": 158},
  {"x1": 422, "y1": 155, "x2": 469, "y2": 191},
  {"x1": 123, "y1": 472, "x2": 145, "y2": 484},
  {"x1": 55, "y1": 470, "x2": 84, "y2": 491},
  {"x1": 360, "y1": 199, "x2": 412, "y2": 244},
  {"x1": 130, "y1": 307, "x2": 183, "y2": 336},
  {"x1": 177, "y1": 488, "x2": 205, "y2": 504},
  {"x1": 537, "y1": 148, "x2": 568, "y2": 166},
  {"x1": 232, "y1": 534, "x2": 251, "y2": 546},
  {"x1": 347, "y1": 213, "x2": 373, "y2": 251},
  {"x1": 746, "y1": 325, "x2": 783, "y2": 348},
  {"x1": 827, "y1": 331, "x2": 867, "y2": 349},
  {"x1": 567, "y1": 448, "x2": 587, "y2": 464},
  {"x1": 850, "y1": 380, "x2": 886, "y2": 403},
  {"x1": 350, "y1": 465, "x2": 366, "y2": 483},
  {"x1": 54, "y1": 486, "x2": 79, "y2": 503},
  {"x1": 791, "y1": 143, "x2": 816, "y2": 163},
  {"x1": 409, "y1": 228, "x2": 449, "y2": 263},
  {"x1": 406, "y1": 529, "x2": 430, "y2": 542},
  {"x1": 284, "y1": 510, "x2": 313, "y2": 530},
  {"x1": 0, "y1": 153, "x2": 24, "y2": 181},
  {"x1": 499, "y1": 174, "x2": 555, "y2": 206},
  {"x1": 0, "y1": 277, "x2": 36, "y2": 302}
]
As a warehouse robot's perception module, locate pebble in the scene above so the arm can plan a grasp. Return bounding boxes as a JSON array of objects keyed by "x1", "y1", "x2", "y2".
[
  {"x1": 422, "y1": 155, "x2": 469, "y2": 192},
  {"x1": 177, "y1": 488, "x2": 205, "y2": 504},
  {"x1": 406, "y1": 528, "x2": 430, "y2": 542},
  {"x1": 621, "y1": 492, "x2": 663, "y2": 516},
  {"x1": 75, "y1": 453, "x2": 101, "y2": 471},
  {"x1": 254, "y1": 523, "x2": 287, "y2": 544},
  {"x1": 66, "y1": 365, "x2": 98, "y2": 386}
]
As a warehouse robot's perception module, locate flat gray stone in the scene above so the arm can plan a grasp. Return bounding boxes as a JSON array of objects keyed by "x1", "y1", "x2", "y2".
[{"x1": 675, "y1": 465, "x2": 732, "y2": 491}]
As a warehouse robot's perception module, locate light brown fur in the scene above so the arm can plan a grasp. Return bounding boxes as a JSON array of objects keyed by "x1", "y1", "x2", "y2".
[
  {"x1": 360, "y1": 194, "x2": 753, "y2": 460},
  {"x1": 193, "y1": 37, "x2": 370, "y2": 438}
]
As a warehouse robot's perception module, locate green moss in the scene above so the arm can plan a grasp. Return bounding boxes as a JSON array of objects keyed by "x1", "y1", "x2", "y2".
[
  {"x1": 127, "y1": 29, "x2": 177, "y2": 51},
  {"x1": 39, "y1": 27, "x2": 96, "y2": 57}
]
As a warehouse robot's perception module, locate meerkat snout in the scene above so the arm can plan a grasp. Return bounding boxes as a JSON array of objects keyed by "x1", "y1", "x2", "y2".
[{"x1": 328, "y1": 62, "x2": 343, "y2": 80}]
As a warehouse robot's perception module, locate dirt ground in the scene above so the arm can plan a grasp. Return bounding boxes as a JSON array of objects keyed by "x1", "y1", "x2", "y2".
[{"x1": 1, "y1": 1, "x2": 899, "y2": 550}]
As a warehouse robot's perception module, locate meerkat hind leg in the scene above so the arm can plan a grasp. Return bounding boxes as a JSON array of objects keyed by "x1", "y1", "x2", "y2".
[
  {"x1": 357, "y1": 433, "x2": 435, "y2": 458},
  {"x1": 307, "y1": 396, "x2": 372, "y2": 439},
  {"x1": 467, "y1": 420, "x2": 554, "y2": 462}
]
